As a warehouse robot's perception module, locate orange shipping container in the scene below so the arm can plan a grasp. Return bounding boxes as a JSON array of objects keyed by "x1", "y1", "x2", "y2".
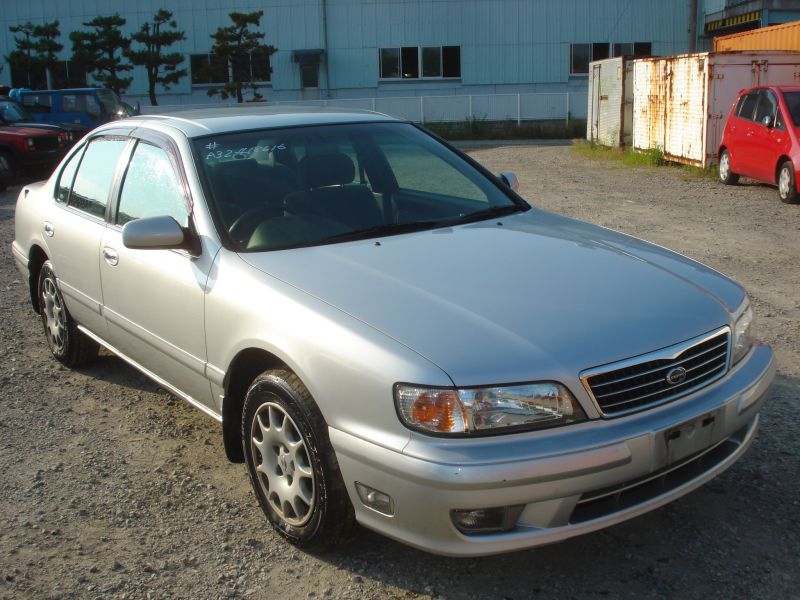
[{"x1": 713, "y1": 20, "x2": 800, "y2": 52}]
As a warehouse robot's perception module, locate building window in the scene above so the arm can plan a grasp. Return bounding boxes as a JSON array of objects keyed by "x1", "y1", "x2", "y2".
[
  {"x1": 379, "y1": 46, "x2": 461, "y2": 80},
  {"x1": 10, "y1": 59, "x2": 85, "y2": 89},
  {"x1": 612, "y1": 42, "x2": 652, "y2": 57},
  {"x1": 570, "y1": 43, "x2": 612, "y2": 74},
  {"x1": 191, "y1": 54, "x2": 228, "y2": 84},
  {"x1": 191, "y1": 50, "x2": 271, "y2": 85}
]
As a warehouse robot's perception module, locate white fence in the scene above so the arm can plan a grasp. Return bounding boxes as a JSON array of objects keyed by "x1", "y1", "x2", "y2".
[{"x1": 142, "y1": 92, "x2": 588, "y2": 124}]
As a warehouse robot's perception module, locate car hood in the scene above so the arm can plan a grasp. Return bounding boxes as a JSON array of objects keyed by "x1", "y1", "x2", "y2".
[
  {"x1": 0, "y1": 125, "x2": 55, "y2": 137},
  {"x1": 239, "y1": 209, "x2": 744, "y2": 386}
]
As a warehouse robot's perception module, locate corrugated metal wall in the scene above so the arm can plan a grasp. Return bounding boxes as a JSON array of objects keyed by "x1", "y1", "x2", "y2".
[
  {"x1": 0, "y1": 0, "x2": 694, "y2": 103},
  {"x1": 586, "y1": 57, "x2": 625, "y2": 147},
  {"x1": 633, "y1": 55, "x2": 709, "y2": 166},
  {"x1": 713, "y1": 20, "x2": 800, "y2": 51}
]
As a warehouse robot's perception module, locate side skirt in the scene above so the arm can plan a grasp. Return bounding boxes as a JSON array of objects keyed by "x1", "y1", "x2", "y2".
[{"x1": 77, "y1": 325, "x2": 222, "y2": 422}]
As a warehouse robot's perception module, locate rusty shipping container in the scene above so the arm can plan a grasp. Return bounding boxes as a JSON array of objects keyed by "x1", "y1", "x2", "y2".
[
  {"x1": 714, "y1": 20, "x2": 800, "y2": 52},
  {"x1": 586, "y1": 57, "x2": 634, "y2": 147},
  {"x1": 631, "y1": 51, "x2": 800, "y2": 168}
]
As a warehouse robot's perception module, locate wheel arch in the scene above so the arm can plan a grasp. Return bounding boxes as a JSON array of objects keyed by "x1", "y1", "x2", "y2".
[
  {"x1": 28, "y1": 245, "x2": 49, "y2": 313},
  {"x1": 221, "y1": 347, "x2": 291, "y2": 463}
]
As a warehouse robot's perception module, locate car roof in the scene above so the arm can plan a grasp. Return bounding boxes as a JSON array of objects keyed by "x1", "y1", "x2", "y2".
[
  {"x1": 743, "y1": 85, "x2": 800, "y2": 94},
  {"x1": 128, "y1": 105, "x2": 403, "y2": 138}
]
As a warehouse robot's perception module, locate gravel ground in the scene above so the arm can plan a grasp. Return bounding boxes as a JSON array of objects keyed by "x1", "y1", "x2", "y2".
[{"x1": 0, "y1": 145, "x2": 798, "y2": 599}]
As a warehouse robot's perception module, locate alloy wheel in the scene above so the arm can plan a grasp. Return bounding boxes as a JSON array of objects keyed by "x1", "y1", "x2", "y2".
[
  {"x1": 719, "y1": 152, "x2": 730, "y2": 181},
  {"x1": 779, "y1": 166, "x2": 791, "y2": 199},
  {"x1": 41, "y1": 276, "x2": 66, "y2": 352},
  {"x1": 250, "y1": 402, "x2": 315, "y2": 526}
]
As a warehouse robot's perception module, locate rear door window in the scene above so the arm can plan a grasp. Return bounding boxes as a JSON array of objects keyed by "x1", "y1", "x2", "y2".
[
  {"x1": 68, "y1": 138, "x2": 128, "y2": 219},
  {"x1": 63, "y1": 94, "x2": 102, "y2": 119},
  {"x1": 754, "y1": 89, "x2": 778, "y2": 126},
  {"x1": 735, "y1": 93, "x2": 759, "y2": 121}
]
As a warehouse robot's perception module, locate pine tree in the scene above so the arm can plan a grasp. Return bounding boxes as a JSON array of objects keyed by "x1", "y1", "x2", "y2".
[
  {"x1": 6, "y1": 20, "x2": 63, "y2": 89},
  {"x1": 207, "y1": 11, "x2": 276, "y2": 103},
  {"x1": 127, "y1": 9, "x2": 187, "y2": 106},
  {"x1": 70, "y1": 15, "x2": 133, "y2": 96}
]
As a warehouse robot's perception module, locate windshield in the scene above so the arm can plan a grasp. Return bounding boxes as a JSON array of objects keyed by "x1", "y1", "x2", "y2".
[
  {"x1": 0, "y1": 100, "x2": 30, "y2": 123},
  {"x1": 192, "y1": 122, "x2": 526, "y2": 252},
  {"x1": 784, "y1": 92, "x2": 800, "y2": 127},
  {"x1": 96, "y1": 89, "x2": 123, "y2": 114}
]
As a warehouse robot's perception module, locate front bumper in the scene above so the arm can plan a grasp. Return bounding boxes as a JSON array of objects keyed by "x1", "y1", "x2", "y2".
[
  {"x1": 331, "y1": 343, "x2": 775, "y2": 556},
  {"x1": 15, "y1": 148, "x2": 66, "y2": 171}
]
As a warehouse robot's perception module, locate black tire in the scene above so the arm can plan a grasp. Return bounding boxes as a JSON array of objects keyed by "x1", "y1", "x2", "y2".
[
  {"x1": 778, "y1": 160, "x2": 799, "y2": 204},
  {"x1": 718, "y1": 149, "x2": 739, "y2": 185},
  {"x1": 242, "y1": 369, "x2": 357, "y2": 551},
  {"x1": 37, "y1": 261, "x2": 99, "y2": 367},
  {"x1": 0, "y1": 150, "x2": 18, "y2": 192}
]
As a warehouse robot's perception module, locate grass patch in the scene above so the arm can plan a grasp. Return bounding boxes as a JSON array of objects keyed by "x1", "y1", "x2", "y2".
[
  {"x1": 426, "y1": 118, "x2": 587, "y2": 141},
  {"x1": 571, "y1": 140, "x2": 719, "y2": 180}
]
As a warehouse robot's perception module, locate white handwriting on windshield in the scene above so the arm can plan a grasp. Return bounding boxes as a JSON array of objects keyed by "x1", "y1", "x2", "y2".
[{"x1": 205, "y1": 143, "x2": 286, "y2": 162}]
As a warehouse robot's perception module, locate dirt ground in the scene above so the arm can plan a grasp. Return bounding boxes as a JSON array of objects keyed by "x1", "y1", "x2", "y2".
[{"x1": 1, "y1": 144, "x2": 798, "y2": 600}]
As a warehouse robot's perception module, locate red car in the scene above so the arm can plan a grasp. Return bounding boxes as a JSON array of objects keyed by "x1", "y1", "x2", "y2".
[
  {"x1": 0, "y1": 125, "x2": 66, "y2": 192},
  {"x1": 718, "y1": 85, "x2": 800, "y2": 204}
]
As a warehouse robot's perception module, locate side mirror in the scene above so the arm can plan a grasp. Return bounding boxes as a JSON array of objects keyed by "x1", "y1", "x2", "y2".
[
  {"x1": 499, "y1": 171, "x2": 520, "y2": 192},
  {"x1": 122, "y1": 216, "x2": 197, "y2": 253},
  {"x1": 762, "y1": 115, "x2": 774, "y2": 128}
]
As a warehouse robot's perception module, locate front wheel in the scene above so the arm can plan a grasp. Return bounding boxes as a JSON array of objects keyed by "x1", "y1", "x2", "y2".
[
  {"x1": 718, "y1": 149, "x2": 739, "y2": 185},
  {"x1": 38, "y1": 261, "x2": 99, "y2": 367},
  {"x1": 778, "y1": 161, "x2": 799, "y2": 204},
  {"x1": 242, "y1": 369, "x2": 356, "y2": 551}
]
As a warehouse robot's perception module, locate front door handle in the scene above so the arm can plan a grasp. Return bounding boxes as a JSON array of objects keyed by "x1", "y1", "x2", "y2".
[
  {"x1": 43, "y1": 222, "x2": 54, "y2": 237},
  {"x1": 102, "y1": 247, "x2": 119, "y2": 266}
]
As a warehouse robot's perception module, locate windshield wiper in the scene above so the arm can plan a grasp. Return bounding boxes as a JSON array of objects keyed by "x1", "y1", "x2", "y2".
[
  {"x1": 316, "y1": 220, "x2": 446, "y2": 244},
  {"x1": 453, "y1": 204, "x2": 526, "y2": 224}
]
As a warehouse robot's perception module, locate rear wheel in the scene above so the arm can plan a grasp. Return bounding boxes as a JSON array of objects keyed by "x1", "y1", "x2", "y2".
[
  {"x1": 37, "y1": 261, "x2": 99, "y2": 367},
  {"x1": 242, "y1": 369, "x2": 356, "y2": 551},
  {"x1": 0, "y1": 151, "x2": 17, "y2": 192},
  {"x1": 718, "y1": 149, "x2": 739, "y2": 185},
  {"x1": 778, "y1": 161, "x2": 799, "y2": 204}
]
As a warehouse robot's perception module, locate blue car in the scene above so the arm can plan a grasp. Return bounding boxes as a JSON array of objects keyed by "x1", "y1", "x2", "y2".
[{"x1": 9, "y1": 87, "x2": 134, "y2": 130}]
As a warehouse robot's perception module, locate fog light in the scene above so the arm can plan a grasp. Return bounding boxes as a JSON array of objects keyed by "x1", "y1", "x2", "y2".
[
  {"x1": 451, "y1": 505, "x2": 524, "y2": 535},
  {"x1": 355, "y1": 482, "x2": 394, "y2": 516}
]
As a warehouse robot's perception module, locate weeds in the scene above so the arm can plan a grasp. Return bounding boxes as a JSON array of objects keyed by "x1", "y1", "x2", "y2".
[{"x1": 571, "y1": 140, "x2": 718, "y2": 180}]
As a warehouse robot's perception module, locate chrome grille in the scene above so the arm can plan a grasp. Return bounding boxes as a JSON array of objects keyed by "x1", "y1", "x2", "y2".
[{"x1": 583, "y1": 329, "x2": 730, "y2": 416}]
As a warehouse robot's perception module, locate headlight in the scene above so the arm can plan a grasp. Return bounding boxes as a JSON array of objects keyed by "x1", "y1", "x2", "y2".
[
  {"x1": 24, "y1": 137, "x2": 35, "y2": 150},
  {"x1": 394, "y1": 382, "x2": 586, "y2": 436},
  {"x1": 732, "y1": 303, "x2": 754, "y2": 365}
]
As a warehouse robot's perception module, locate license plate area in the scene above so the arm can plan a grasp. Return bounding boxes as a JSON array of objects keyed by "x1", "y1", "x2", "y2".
[{"x1": 664, "y1": 411, "x2": 720, "y2": 465}]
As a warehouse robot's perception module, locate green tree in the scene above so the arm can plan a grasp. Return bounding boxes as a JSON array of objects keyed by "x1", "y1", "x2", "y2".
[
  {"x1": 6, "y1": 20, "x2": 63, "y2": 89},
  {"x1": 70, "y1": 15, "x2": 133, "y2": 96},
  {"x1": 127, "y1": 9, "x2": 187, "y2": 106},
  {"x1": 207, "y1": 11, "x2": 276, "y2": 103}
]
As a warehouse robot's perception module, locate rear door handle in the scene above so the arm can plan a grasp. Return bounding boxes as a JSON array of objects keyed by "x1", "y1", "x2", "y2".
[
  {"x1": 102, "y1": 247, "x2": 119, "y2": 266},
  {"x1": 43, "y1": 222, "x2": 54, "y2": 237}
]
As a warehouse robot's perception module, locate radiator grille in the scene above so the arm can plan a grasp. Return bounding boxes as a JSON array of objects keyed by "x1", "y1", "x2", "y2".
[
  {"x1": 584, "y1": 330, "x2": 730, "y2": 416},
  {"x1": 32, "y1": 136, "x2": 61, "y2": 151}
]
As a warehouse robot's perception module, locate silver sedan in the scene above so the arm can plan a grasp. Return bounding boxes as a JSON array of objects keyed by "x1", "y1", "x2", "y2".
[{"x1": 12, "y1": 107, "x2": 775, "y2": 556}]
